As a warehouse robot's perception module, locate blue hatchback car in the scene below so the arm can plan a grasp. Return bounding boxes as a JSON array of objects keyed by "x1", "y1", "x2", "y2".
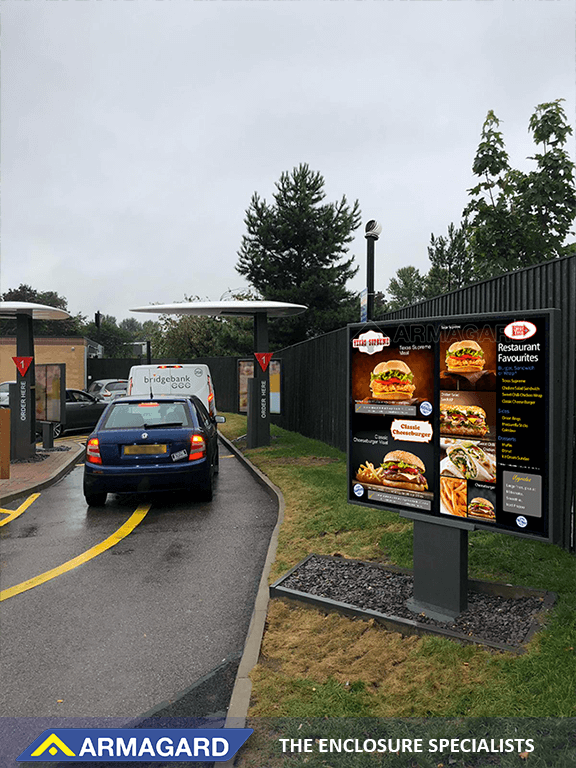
[{"x1": 83, "y1": 395, "x2": 225, "y2": 506}]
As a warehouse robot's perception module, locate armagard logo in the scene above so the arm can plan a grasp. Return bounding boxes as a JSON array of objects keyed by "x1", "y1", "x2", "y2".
[
  {"x1": 18, "y1": 728, "x2": 253, "y2": 762},
  {"x1": 31, "y1": 733, "x2": 76, "y2": 757}
]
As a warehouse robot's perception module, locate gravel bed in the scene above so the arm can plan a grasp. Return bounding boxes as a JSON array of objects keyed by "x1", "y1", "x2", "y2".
[
  {"x1": 11, "y1": 445, "x2": 71, "y2": 464},
  {"x1": 11, "y1": 453, "x2": 49, "y2": 464},
  {"x1": 281, "y1": 555, "x2": 547, "y2": 648}
]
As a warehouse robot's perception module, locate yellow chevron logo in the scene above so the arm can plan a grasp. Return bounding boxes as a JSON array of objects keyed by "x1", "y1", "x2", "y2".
[{"x1": 31, "y1": 733, "x2": 76, "y2": 757}]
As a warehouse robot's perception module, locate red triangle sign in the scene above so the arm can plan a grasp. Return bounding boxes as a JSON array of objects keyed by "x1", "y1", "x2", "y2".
[
  {"x1": 254, "y1": 352, "x2": 273, "y2": 372},
  {"x1": 13, "y1": 356, "x2": 34, "y2": 377}
]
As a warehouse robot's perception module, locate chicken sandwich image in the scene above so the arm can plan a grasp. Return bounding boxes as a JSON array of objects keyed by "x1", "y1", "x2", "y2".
[
  {"x1": 369, "y1": 360, "x2": 415, "y2": 401},
  {"x1": 445, "y1": 340, "x2": 485, "y2": 373}
]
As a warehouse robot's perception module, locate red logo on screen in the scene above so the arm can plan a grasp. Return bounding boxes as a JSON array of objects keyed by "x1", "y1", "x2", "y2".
[
  {"x1": 504, "y1": 322, "x2": 537, "y2": 340},
  {"x1": 13, "y1": 356, "x2": 34, "y2": 376}
]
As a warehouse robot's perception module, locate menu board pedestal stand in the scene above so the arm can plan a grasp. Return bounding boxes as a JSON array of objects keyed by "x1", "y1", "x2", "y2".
[{"x1": 401, "y1": 512, "x2": 476, "y2": 623}]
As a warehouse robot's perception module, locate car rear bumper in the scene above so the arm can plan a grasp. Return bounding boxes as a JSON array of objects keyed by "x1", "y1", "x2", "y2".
[{"x1": 84, "y1": 459, "x2": 209, "y2": 494}]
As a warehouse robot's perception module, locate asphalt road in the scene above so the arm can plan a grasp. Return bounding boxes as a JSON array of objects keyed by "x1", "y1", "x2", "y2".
[{"x1": 0, "y1": 443, "x2": 277, "y2": 720}]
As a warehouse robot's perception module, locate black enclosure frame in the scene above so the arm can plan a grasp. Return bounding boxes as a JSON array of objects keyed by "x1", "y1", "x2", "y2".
[{"x1": 347, "y1": 309, "x2": 560, "y2": 545}]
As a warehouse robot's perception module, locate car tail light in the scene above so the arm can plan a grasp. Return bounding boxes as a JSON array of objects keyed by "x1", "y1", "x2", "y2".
[
  {"x1": 87, "y1": 438, "x2": 102, "y2": 464},
  {"x1": 189, "y1": 434, "x2": 206, "y2": 461}
]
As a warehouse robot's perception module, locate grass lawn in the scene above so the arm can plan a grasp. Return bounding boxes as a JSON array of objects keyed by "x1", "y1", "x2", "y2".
[{"x1": 218, "y1": 415, "x2": 576, "y2": 766}]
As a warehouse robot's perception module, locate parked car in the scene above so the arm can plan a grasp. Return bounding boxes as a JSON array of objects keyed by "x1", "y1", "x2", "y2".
[
  {"x1": 83, "y1": 395, "x2": 225, "y2": 506},
  {"x1": 87, "y1": 379, "x2": 129, "y2": 402},
  {"x1": 39, "y1": 389, "x2": 109, "y2": 438},
  {"x1": 0, "y1": 381, "x2": 16, "y2": 407}
]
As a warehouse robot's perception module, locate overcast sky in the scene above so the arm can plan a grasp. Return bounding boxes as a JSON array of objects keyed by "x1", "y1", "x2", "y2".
[{"x1": 2, "y1": 0, "x2": 574, "y2": 324}]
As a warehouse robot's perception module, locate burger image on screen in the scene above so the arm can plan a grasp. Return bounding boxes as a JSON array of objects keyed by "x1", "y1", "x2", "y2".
[
  {"x1": 445, "y1": 340, "x2": 485, "y2": 373},
  {"x1": 467, "y1": 497, "x2": 496, "y2": 521},
  {"x1": 369, "y1": 360, "x2": 416, "y2": 401},
  {"x1": 379, "y1": 450, "x2": 428, "y2": 491},
  {"x1": 440, "y1": 404, "x2": 488, "y2": 437}
]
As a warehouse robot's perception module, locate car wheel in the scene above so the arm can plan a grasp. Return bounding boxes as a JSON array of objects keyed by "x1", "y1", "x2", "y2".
[
  {"x1": 84, "y1": 490, "x2": 107, "y2": 506},
  {"x1": 52, "y1": 422, "x2": 63, "y2": 439}
]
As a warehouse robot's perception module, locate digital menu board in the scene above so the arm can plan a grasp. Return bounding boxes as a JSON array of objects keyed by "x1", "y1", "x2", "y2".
[{"x1": 347, "y1": 312, "x2": 556, "y2": 541}]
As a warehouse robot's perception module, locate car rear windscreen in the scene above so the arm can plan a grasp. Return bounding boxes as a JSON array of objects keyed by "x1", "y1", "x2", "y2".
[{"x1": 101, "y1": 402, "x2": 195, "y2": 429}]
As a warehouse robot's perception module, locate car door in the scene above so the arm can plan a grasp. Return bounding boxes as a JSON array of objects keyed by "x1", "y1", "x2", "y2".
[{"x1": 67, "y1": 390, "x2": 105, "y2": 430}]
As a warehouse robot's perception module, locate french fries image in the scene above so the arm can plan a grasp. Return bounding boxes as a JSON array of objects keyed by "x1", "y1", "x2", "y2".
[
  {"x1": 356, "y1": 462, "x2": 383, "y2": 485},
  {"x1": 440, "y1": 476, "x2": 467, "y2": 517}
]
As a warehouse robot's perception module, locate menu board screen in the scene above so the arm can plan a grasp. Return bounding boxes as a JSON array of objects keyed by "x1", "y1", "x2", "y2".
[{"x1": 348, "y1": 313, "x2": 553, "y2": 540}]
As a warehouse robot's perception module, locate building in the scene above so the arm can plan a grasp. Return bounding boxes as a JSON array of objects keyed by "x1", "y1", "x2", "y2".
[{"x1": 0, "y1": 337, "x2": 101, "y2": 390}]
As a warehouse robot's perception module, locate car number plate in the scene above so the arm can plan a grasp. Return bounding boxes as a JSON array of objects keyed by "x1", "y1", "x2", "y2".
[{"x1": 123, "y1": 444, "x2": 167, "y2": 455}]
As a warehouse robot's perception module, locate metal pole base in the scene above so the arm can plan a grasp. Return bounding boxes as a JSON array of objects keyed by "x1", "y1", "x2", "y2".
[
  {"x1": 42, "y1": 422, "x2": 55, "y2": 450},
  {"x1": 246, "y1": 378, "x2": 270, "y2": 449},
  {"x1": 403, "y1": 515, "x2": 473, "y2": 622}
]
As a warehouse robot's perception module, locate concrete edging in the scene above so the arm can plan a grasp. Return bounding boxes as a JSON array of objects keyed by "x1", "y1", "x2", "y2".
[
  {"x1": 217, "y1": 433, "x2": 285, "y2": 733},
  {"x1": 0, "y1": 441, "x2": 86, "y2": 504}
]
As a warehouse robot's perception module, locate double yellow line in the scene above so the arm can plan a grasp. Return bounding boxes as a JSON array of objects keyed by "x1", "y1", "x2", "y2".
[
  {"x1": 0, "y1": 504, "x2": 151, "y2": 602},
  {"x1": 0, "y1": 493, "x2": 41, "y2": 527}
]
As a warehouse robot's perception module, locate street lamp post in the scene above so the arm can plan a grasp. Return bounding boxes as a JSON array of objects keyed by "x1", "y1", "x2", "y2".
[{"x1": 365, "y1": 220, "x2": 382, "y2": 322}]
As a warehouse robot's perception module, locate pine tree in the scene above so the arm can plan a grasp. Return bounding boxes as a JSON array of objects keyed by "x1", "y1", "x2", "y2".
[
  {"x1": 387, "y1": 266, "x2": 426, "y2": 310},
  {"x1": 424, "y1": 223, "x2": 475, "y2": 298},
  {"x1": 236, "y1": 163, "x2": 361, "y2": 348}
]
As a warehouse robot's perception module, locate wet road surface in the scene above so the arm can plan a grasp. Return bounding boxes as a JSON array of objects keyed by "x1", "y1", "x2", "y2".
[{"x1": 0, "y1": 444, "x2": 277, "y2": 719}]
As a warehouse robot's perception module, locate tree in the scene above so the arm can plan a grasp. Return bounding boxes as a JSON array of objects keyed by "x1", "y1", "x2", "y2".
[
  {"x1": 464, "y1": 100, "x2": 576, "y2": 275},
  {"x1": 81, "y1": 315, "x2": 135, "y2": 358},
  {"x1": 424, "y1": 223, "x2": 475, "y2": 298},
  {"x1": 374, "y1": 290, "x2": 390, "y2": 317},
  {"x1": 236, "y1": 163, "x2": 362, "y2": 348},
  {"x1": 0, "y1": 283, "x2": 84, "y2": 336},
  {"x1": 387, "y1": 266, "x2": 426, "y2": 310},
  {"x1": 151, "y1": 293, "x2": 254, "y2": 359}
]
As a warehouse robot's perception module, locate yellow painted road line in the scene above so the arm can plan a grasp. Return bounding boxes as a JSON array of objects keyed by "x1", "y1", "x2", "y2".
[
  {"x1": 0, "y1": 494, "x2": 41, "y2": 527},
  {"x1": 0, "y1": 504, "x2": 151, "y2": 602}
]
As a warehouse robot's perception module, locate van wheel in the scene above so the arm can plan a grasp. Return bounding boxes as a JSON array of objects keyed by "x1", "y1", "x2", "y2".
[{"x1": 53, "y1": 422, "x2": 63, "y2": 439}]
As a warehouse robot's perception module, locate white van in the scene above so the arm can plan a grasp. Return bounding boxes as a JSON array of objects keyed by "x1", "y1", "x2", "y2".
[{"x1": 127, "y1": 364, "x2": 217, "y2": 417}]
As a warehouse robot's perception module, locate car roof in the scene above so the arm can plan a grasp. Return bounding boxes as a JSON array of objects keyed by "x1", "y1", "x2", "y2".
[
  {"x1": 107, "y1": 395, "x2": 194, "y2": 404},
  {"x1": 91, "y1": 379, "x2": 128, "y2": 385}
]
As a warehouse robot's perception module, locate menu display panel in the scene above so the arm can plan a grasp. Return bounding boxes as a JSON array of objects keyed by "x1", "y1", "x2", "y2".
[{"x1": 347, "y1": 313, "x2": 555, "y2": 541}]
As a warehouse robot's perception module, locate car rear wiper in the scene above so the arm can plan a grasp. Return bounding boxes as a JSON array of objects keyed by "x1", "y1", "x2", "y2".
[{"x1": 142, "y1": 422, "x2": 184, "y2": 428}]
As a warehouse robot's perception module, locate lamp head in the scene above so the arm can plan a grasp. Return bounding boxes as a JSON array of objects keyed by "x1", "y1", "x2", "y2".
[{"x1": 365, "y1": 220, "x2": 382, "y2": 239}]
